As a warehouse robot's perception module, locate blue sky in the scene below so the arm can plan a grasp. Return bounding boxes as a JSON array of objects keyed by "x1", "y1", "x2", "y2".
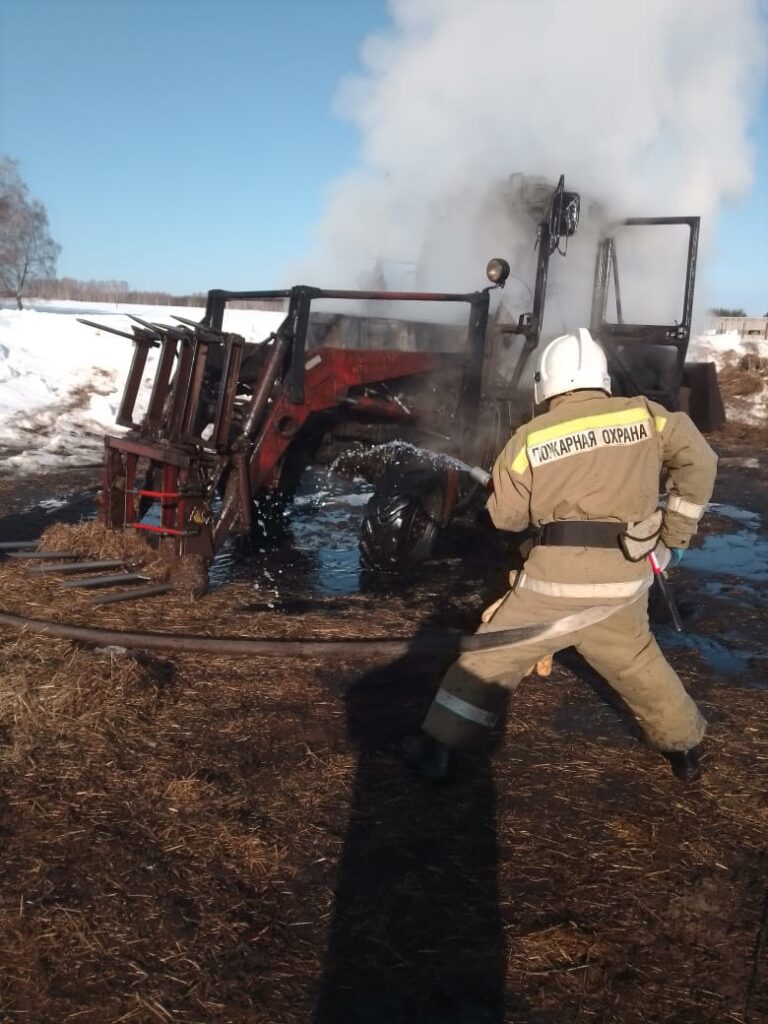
[
  {"x1": 1, "y1": 0, "x2": 766, "y2": 313},
  {"x1": 707, "y1": 91, "x2": 768, "y2": 315}
]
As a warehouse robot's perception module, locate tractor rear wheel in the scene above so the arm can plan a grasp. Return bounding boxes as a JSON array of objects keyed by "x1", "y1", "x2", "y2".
[{"x1": 359, "y1": 466, "x2": 446, "y2": 570}]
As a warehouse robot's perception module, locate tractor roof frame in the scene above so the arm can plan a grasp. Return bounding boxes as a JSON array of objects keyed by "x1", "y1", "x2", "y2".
[
  {"x1": 589, "y1": 216, "x2": 700, "y2": 407},
  {"x1": 202, "y1": 285, "x2": 491, "y2": 410},
  {"x1": 591, "y1": 216, "x2": 700, "y2": 361}
]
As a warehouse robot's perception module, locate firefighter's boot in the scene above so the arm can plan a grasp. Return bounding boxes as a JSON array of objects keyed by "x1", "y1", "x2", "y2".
[
  {"x1": 662, "y1": 746, "x2": 702, "y2": 782},
  {"x1": 401, "y1": 732, "x2": 454, "y2": 783}
]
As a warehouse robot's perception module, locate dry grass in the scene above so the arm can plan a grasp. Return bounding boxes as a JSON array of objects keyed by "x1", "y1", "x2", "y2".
[
  {"x1": 1, "y1": 468, "x2": 768, "y2": 1021},
  {"x1": 718, "y1": 362, "x2": 766, "y2": 399},
  {"x1": 0, "y1": 623, "x2": 356, "y2": 1023},
  {"x1": 0, "y1": 548, "x2": 434, "y2": 643},
  {"x1": 41, "y1": 519, "x2": 155, "y2": 563},
  {"x1": 715, "y1": 350, "x2": 768, "y2": 443},
  {"x1": 0, "y1": 564, "x2": 767, "y2": 1021},
  {"x1": 40, "y1": 520, "x2": 180, "y2": 584}
]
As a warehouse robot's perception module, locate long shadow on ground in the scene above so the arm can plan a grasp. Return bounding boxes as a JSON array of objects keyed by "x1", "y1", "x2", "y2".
[{"x1": 313, "y1": 646, "x2": 512, "y2": 1023}]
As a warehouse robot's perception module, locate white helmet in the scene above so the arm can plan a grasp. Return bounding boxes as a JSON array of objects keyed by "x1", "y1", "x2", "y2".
[{"x1": 534, "y1": 328, "x2": 612, "y2": 404}]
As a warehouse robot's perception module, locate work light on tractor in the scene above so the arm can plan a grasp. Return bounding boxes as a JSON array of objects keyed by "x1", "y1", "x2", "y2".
[{"x1": 486, "y1": 258, "x2": 511, "y2": 288}]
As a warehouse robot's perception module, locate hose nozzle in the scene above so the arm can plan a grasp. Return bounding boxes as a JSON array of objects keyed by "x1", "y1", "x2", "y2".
[{"x1": 468, "y1": 465, "x2": 492, "y2": 488}]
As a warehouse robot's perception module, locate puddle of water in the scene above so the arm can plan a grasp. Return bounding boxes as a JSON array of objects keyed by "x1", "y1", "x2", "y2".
[
  {"x1": 32, "y1": 497, "x2": 71, "y2": 513},
  {"x1": 0, "y1": 489, "x2": 98, "y2": 546},
  {"x1": 209, "y1": 470, "x2": 375, "y2": 599},
  {"x1": 683, "y1": 531, "x2": 768, "y2": 582},
  {"x1": 706, "y1": 502, "x2": 762, "y2": 528},
  {"x1": 662, "y1": 631, "x2": 761, "y2": 683},
  {"x1": 718, "y1": 457, "x2": 761, "y2": 470},
  {"x1": 208, "y1": 467, "x2": 497, "y2": 607},
  {"x1": 664, "y1": 503, "x2": 768, "y2": 682},
  {"x1": 672, "y1": 502, "x2": 768, "y2": 582}
]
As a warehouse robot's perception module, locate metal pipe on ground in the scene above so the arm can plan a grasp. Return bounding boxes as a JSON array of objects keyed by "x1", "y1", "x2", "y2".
[
  {"x1": 28, "y1": 560, "x2": 126, "y2": 575},
  {"x1": 7, "y1": 551, "x2": 80, "y2": 560},
  {"x1": 61, "y1": 573, "x2": 151, "y2": 589},
  {"x1": 90, "y1": 584, "x2": 173, "y2": 606}
]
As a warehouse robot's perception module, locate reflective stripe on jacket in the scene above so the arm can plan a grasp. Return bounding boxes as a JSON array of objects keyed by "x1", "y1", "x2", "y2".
[{"x1": 487, "y1": 390, "x2": 718, "y2": 589}]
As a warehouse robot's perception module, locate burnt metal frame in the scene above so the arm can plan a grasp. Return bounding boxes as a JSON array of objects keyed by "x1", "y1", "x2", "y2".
[
  {"x1": 101, "y1": 285, "x2": 491, "y2": 562},
  {"x1": 590, "y1": 216, "x2": 700, "y2": 396},
  {"x1": 483, "y1": 174, "x2": 581, "y2": 399},
  {"x1": 100, "y1": 175, "x2": 579, "y2": 566},
  {"x1": 202, "y1": 285, "x2": 490, "y2": 421},
  {"x1": 113, "y1": 322, "x2": 244, "y2": 450},
  {"x1": 97, "y1": 204, "x2": 704, "y2": 585}
]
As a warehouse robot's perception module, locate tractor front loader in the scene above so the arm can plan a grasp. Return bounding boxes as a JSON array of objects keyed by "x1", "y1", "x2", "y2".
[{"x1": 85, "y1": 284, "x2": 492, "y2": 594}]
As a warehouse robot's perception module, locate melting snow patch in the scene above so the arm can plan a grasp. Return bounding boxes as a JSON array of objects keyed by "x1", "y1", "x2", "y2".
[
  {"x1": 0, "y1": 302, "x2": 284, "y2": 474},
  {"x1": 690, "y1": 329, "x2": 768, "y2": 426},
  {"x1": 718, "y1": 456, "x2": 761, "y2": 469}
]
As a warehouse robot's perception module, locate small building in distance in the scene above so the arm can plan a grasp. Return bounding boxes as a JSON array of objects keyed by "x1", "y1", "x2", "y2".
[{"x1": 711, "y1": 316, "x2": 768, "y2": 339}]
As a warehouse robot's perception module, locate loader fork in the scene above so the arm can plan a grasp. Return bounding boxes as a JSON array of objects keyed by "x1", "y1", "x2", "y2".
[{"x1": 91, "y1": 284, "x2": 490, "y2": 590}]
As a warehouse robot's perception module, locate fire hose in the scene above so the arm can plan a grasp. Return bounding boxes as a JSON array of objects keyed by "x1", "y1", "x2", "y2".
[
  {"x1": 0, "y1": 470, "x2": 680, "y2": 657},
  {"x1": 0, "y1": 604, "x2": 628, "y2": 659}
]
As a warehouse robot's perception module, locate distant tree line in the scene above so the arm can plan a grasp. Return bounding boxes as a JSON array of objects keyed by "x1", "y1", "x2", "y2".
[
  {"x1": 709, "y1": 307, "x2": 748, "y2": 318},
  {"x1": 28, "y1": 276, "x2": 207, "y2": 307}
]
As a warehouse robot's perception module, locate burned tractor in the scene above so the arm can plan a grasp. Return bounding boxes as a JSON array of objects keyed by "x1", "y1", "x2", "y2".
[
  {"x1": 84, "y1": 285, "x2": 492, "y2": 591},
  {"x1": 83, "y1": 176, "x2": 714, "y2": 594}
]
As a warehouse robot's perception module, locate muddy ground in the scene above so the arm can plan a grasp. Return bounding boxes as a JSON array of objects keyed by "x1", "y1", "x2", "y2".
[{"x1": 0, "y1": 429, "x2": 766, "y2": 1024}]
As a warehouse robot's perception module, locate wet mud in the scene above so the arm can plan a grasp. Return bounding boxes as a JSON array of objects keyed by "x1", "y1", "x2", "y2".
[
  {"x1": 1, "y1": 446, "x2": 766, "y2": 684},
  {"x1": 0, "y1": 466, "x2": 97, "y2": 543}
]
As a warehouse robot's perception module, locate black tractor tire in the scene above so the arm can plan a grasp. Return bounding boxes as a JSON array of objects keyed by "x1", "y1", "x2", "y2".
[{"x1": 359, "y1": 466, "x2": 447, "y2": 570}]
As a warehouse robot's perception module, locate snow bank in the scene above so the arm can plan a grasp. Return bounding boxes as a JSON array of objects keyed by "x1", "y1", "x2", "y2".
[
  {"x1": 0, "y1": 302, "x2": 284, "y2": 475},
  {"x1": 690, "y1": 328, "x2": 768, "y2": 364},
  {"x1": 0, "y1": 302, "x2": 764, "y2": 478},
  {"x1": 690, "y1": 328, "x2": 768, "y2": 425}
]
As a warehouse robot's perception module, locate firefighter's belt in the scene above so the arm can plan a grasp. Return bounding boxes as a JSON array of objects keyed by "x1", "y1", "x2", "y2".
[{"x1": 536, "y1": 520, "x2": 627, "y2": 549}]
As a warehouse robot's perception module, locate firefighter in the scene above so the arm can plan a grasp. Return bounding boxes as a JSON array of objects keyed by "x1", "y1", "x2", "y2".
[{"x1": 404, "y1": 328, "x2": 717, "y2": 783}]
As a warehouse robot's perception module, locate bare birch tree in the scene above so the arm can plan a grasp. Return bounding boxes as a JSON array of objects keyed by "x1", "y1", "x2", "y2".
[{"x1": 0, "y1": 158, "x2": 61, "y2": 308}]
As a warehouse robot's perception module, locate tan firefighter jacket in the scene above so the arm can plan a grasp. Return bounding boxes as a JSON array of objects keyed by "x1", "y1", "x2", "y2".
[{"x1": 487, "y1": 390, "x2": 718, "y2": 600}]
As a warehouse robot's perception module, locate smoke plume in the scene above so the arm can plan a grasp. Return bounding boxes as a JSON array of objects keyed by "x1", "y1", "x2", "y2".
[{"x1": 295, "y1": 0, "x2": 765, "y2": 328}]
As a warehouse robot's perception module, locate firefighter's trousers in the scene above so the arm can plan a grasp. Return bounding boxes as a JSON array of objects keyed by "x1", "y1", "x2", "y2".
[{"x1": 423, "y1": 587, "x2": 706, "y2": 753}]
